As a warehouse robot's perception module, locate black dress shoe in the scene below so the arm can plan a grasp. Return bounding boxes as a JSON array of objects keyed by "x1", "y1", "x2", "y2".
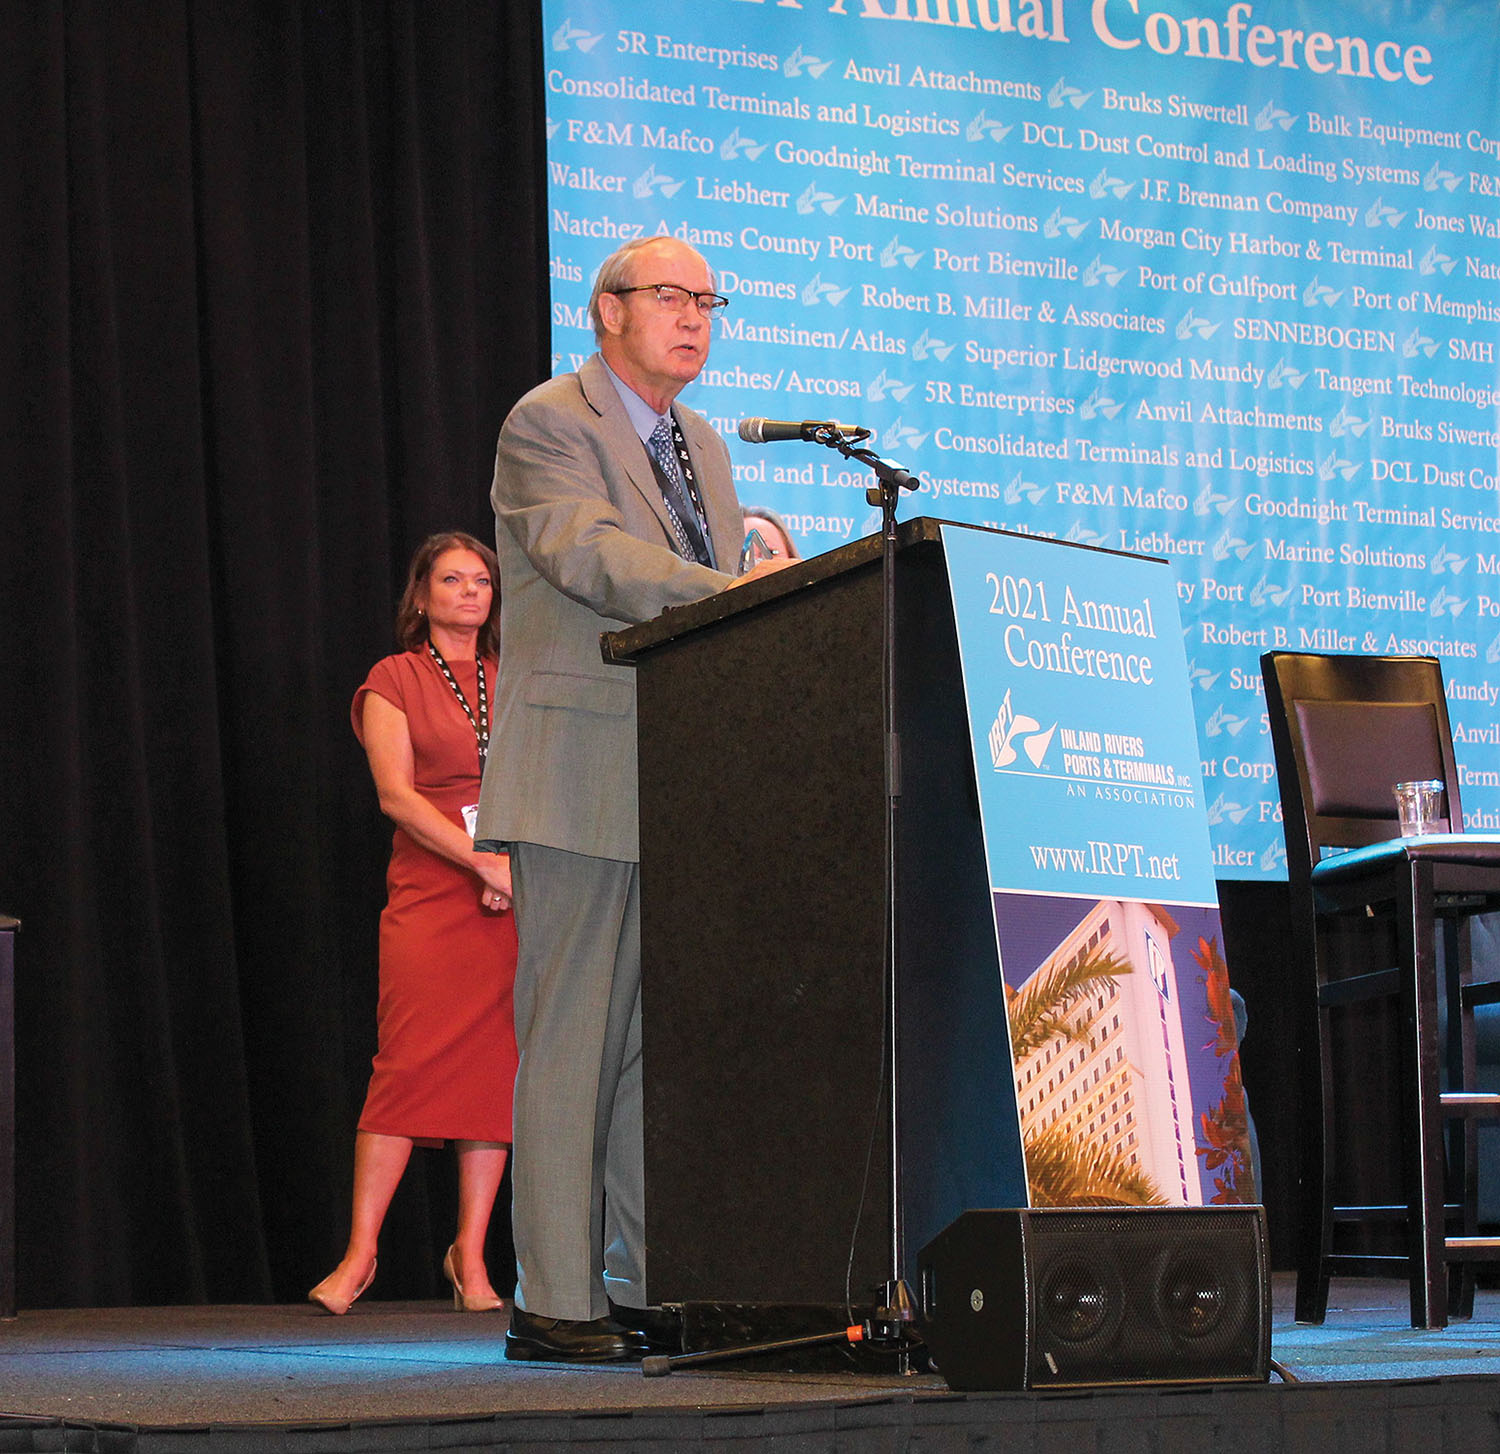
[
  {"x1": 608, "y1": 1298, "x2": 683, "y2": 1353},
  {"x1": 504, "y1": 1307, "x2": 649, "y2": 1363}
]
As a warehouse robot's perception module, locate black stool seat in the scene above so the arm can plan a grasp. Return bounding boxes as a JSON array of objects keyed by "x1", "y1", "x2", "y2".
[{"x1": 1313, "y1": 835, "x2": 1500, "y2": 896}]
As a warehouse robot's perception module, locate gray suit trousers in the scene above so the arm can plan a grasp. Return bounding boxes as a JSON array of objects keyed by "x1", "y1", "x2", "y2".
[{"x1": 508, "y1": 843, "x2": 645, "y2": 1320}]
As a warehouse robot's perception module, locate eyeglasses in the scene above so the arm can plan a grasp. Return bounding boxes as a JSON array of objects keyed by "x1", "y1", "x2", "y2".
[{"x1": 611, "y1": 283, "x2": 729, "y2": 317}]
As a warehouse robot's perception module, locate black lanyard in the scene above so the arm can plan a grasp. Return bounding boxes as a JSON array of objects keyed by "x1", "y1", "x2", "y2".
[{"x1": 426, "y1": 642, "x2": 489, "y2": 772}]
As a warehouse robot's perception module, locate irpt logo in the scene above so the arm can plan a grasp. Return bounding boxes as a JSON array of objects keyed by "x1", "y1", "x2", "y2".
[
  {"x1": 550, "y1": 17, "x2": 601, "y2": 52},
  {"x1": 783, "y1": 45, "x2": 831, "y2": 79},
  {"x1": 988, "y1": 689, "x2": 1057, "y2": 772}
]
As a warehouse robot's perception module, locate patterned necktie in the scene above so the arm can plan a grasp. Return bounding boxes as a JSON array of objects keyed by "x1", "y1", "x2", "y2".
[
  {"x1": 648, "y1": 416, "x2": 678, "y2": 483},
  {"x1": 647, "y1": 416, "x2": 711, "y2": 566}
]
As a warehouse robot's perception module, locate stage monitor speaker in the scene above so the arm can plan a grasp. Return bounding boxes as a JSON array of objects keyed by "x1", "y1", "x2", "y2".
[{"x1": 917, "y1": 1206, "x2": 1270, "y2": 1390}]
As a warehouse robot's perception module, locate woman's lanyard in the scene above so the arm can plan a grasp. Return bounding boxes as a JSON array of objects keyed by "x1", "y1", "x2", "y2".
[{"x1": 426, "y1": 641, "x2": 489, "y2": 773}]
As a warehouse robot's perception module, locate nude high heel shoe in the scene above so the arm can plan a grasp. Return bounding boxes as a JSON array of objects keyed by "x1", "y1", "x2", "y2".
[
  {"x1": 308, "y1": 1258, "x2": 376, "y2": 1315},
  {"x1": 443, "y1": 1244, "x2": 504, "y2": 1312}
]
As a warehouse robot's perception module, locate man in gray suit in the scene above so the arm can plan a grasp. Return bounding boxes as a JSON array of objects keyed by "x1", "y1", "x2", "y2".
[{"x1": 476, "y1": 236, "x2": 789, "y2": 1362}]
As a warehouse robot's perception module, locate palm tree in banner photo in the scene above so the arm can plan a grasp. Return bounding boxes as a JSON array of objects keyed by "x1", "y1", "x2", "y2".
[
  {"x1": 1007, "y1": 942, "x2": 1168, "y2": 1208},
  {"x1": 1191, "y1": 933, "x2": 1257, "y2": 1204},
  {"x1": 1021, "y1": 1120, "x2": 1169, "y2": 1208}
]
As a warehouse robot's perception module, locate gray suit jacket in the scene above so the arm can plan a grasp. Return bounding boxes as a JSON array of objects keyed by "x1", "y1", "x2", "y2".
[{"x1": 476, "y1": 353, "x2": 743, "y2": 862}]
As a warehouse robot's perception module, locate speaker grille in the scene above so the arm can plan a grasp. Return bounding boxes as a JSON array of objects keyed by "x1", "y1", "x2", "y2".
[{"x1": 1025, "y1": 1209, "x2": 1265, "y2": 1386}]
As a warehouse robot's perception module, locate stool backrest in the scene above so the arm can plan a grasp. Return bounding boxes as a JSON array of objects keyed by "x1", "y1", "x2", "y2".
[{"x1": 1261, "y1": 652, "x2": 1462, "y2": 875}]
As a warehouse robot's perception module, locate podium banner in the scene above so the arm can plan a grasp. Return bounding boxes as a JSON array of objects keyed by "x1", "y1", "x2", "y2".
[{"x1": 941, "y1": 523, "x2": 1255, "y2": 1208}]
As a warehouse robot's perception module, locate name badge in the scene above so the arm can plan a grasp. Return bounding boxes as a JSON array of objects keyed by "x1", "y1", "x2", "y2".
[{"x1": 461, "y1": 803, "x2": 479, "y2": 838}]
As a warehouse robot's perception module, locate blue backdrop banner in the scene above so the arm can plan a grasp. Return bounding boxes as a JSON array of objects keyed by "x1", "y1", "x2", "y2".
[{"x1": 541, "y1": 0, "x2": 1500, "y2": 879}]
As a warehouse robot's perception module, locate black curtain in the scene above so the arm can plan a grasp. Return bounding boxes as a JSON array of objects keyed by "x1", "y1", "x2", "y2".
[{"x1": 0, "y1": 2, "x2": 548, "y2": 1307}]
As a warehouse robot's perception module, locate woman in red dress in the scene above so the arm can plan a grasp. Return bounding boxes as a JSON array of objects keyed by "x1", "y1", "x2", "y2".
[{"x1": 310, "y1": 532, "x2": 518, "y2": 1314}]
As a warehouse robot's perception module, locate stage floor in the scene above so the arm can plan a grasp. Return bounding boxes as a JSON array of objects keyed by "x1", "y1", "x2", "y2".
[{"x1": 3, "y1": 1275, "x2": 1500, "y2": 1451}]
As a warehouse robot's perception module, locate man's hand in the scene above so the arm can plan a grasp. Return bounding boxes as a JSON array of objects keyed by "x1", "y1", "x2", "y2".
[{"x1": 725, "y1": 557, "x2": 798, "y2": 589}]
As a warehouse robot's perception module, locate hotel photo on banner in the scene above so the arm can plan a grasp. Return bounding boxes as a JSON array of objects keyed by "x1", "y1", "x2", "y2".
[{"x1": 542, "y1": 0, "x2": 1500, "y2": 880}]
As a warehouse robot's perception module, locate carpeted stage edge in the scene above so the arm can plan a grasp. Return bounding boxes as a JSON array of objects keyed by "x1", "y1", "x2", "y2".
[
  {"x1": 4, "y1": 1380, "x2": 1500, "y2": 1454},
  {"x1": 4, "y1": 1277, "x2": 1500, "y2": 1452},
  {"x1": 4, "y1": 1382, "x2": 1500, "y2": 1454}
]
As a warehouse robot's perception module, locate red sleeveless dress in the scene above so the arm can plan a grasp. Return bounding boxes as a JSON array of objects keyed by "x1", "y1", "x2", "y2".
[{"x1": 351, "y1": 650, "x2": 517, "y2": 1143}]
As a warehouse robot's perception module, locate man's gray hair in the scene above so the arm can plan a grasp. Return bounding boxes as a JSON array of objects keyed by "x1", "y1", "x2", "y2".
[{"x1": 586, "y1": 237, "x2": 716, "y2": 342}]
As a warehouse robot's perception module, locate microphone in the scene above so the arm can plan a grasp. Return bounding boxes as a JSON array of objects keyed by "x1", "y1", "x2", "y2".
[{"x1": 737, "y1": 417, "x2": 867, "y2": 444}]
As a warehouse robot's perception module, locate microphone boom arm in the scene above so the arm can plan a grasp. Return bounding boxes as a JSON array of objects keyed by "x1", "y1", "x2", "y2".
[{"x1": 801, "y1": 423, "x2": 923, "y2": 502}]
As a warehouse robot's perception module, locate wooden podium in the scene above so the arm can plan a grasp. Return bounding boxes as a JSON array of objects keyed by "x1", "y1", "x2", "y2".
[{"x1": 603, "y1": 518, "x2": 1026, "y2": 1320}]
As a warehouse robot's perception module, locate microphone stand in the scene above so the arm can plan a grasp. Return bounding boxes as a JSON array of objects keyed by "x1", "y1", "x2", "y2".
[
  {"x1": 811, "y1": 425, "x2": 924, "y2": 1344},
  {"x1": 644, "y1": 428, "x2": 925, "y2": 1381}
]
